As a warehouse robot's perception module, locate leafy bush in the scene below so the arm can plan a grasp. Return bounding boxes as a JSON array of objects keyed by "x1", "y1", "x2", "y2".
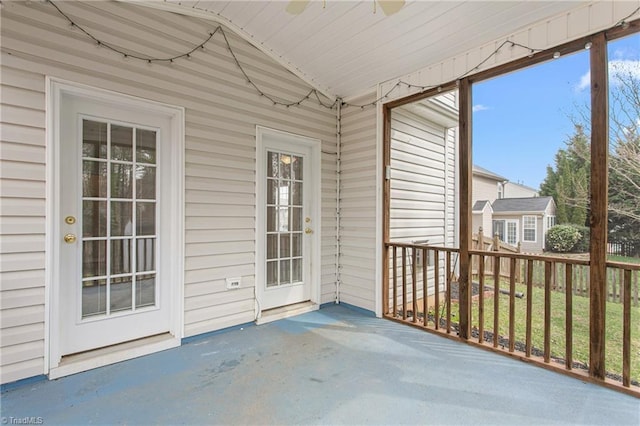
[{"x1": 545, "y1": 224, "x2": 582, "y2": 253}]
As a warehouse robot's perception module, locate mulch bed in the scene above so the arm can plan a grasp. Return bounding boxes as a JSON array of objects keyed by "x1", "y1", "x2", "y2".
[{"x1": 449, "y1": 281, "x2": 493, "y2": 301}]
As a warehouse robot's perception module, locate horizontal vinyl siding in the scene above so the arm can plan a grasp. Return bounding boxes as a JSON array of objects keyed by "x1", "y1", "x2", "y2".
[
  {"x1": 390, "y1": 109, "x2": 446, "y2": 244},
  {"x1": 472, "y1": 175, "x2": 498, "y2": 204},
  {"x1": 389, "y1": 108, "x2": 454, "y2": 300},
  {"x1": 0, "y1": 1, "x2": 336, "y2": 383},
  {"x1": 339, "y1": 96, "x2": 377, "y2": 312},
  {"x1": 0, "y1": 61, "x2": 47, "y2": 384}
]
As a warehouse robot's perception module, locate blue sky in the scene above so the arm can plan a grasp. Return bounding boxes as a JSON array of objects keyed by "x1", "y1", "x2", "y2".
[{"x1": 472, "y1": 34, "x2": 640, "y2": 190}]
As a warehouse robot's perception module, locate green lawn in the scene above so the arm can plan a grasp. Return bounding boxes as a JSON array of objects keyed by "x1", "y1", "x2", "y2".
[
  {"x1": 444, "y1": 281, "x2": 640, "y2": 383},
  {"x1": 608, "y1": 254, "x2": 640, "y2": 264}
]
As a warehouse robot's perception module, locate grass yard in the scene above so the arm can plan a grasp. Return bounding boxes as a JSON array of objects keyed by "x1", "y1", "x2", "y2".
[
  {"x1": 608, "y1": 254, "x2": 640, "y2": 264},
  {"x1": 443, "y1": 282, "x2": 640, "y2": 384}
]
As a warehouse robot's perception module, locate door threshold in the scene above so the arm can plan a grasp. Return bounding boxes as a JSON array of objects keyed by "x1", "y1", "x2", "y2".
[
  {"x1": 49, "y1": 333, "x2": 179, "y2": 380},
  {"x1": 257, "y1": 301, "x2": 318, "y2": 325}
]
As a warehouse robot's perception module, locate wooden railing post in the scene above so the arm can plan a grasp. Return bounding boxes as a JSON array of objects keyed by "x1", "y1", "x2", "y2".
[{"x1": 589, "y1": 32, "x2": 608, "y2": 381}]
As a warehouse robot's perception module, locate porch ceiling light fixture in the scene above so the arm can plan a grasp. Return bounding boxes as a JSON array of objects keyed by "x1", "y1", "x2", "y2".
[{"x1": 286, "y1": 0, "x2": 406, "y2": 16}]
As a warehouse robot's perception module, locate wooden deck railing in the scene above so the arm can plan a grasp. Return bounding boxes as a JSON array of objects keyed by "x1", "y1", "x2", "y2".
[{"x1": 383, "y1": 242, "x2": 640, "y2": 396}]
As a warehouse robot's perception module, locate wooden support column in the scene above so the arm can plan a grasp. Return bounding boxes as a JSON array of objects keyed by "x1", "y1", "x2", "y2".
[
  {"x1": 458, "y1": 78, "x2": 472, "y2": 339},
  {"x1": 589, "y1": 32, "x2": 609, "y2": 380}
]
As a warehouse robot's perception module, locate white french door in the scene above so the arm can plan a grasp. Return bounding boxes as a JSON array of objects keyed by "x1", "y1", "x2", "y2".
[
  {"x1": 257, "y1": 127, "x2": 320, "y2": 311},
  {"x1": 52, "y1": 83, "x2": 183, "y2": 361}
]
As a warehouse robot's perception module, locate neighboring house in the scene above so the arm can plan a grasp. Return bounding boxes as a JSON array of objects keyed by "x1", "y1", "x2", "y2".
[
  {"x1": 472, "y1": 200, "x2": 493, "y2": 241},
  {"x1": 472, "y1": 165, "x2": 554, "y2": 252},
  {"x1": 492, "y1": 196, "x2": 557, "y2": 253},
  {"x1": 0, "y1": 0, "x2": 631, "y2": 389}
]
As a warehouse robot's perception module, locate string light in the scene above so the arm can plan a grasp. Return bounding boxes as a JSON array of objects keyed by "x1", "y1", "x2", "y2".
[{"x1": 46, "y1": 0, "x2": 640, "y2": 111}]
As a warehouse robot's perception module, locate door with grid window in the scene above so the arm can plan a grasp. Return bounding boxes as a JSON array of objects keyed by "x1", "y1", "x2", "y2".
[
  {"x1": 259, "y1": 135, "x2": 314, "y2": 310},
  {"x1": 58, "y1": 96, "x2": 172, "y2": 356}
]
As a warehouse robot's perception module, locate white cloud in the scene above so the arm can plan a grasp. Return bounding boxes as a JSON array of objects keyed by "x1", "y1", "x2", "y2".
[
  {"x1": 473, "y1": 104, "x2": 490, "y2": 112},
  {"x1": 576, "y1": 70, "x2": 591, "y2": 92},
  {"x1": 575, "y1": 60, "x2": 640, "y2": 92}
]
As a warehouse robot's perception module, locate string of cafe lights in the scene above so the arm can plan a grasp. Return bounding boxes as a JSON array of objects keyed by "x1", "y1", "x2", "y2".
[{"x1": 47, "y1": 0, "x2": 639, "y2": 110}]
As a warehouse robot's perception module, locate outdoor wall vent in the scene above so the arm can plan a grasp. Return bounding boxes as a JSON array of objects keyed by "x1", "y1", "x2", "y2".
[{"x1": 226, "y1": 277, "x2": 242, "y2": 290}]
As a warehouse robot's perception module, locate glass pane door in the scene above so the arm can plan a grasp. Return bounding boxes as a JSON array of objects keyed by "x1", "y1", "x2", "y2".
[
  {"x1": 81, "y1": 119, "x2": 157, "y2": 318},
  {"x1": 266, "y1": 150, "x2": 304, "y2": 288}
]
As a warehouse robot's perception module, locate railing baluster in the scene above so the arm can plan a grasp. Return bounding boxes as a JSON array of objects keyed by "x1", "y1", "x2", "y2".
[
  {"x1": 402, "y1": 247, "x2": 407, "y2": 321},
  {"x1": 544, "y1": 261, "x2": 552, "y2": 363},
  {"x1": 423, "y1": 247, "x2": 428, "y2": 327},
  {"x1": 382, "y1": 242, "x2": 639, "y2": 395},
  {"x1": 509, "y1": 257, "x2": 516, "y2": 352},
  {"x1": 392, "y1": 246, "x2": 397, "y2": 318},
  {"x1": 479, "y1": 254, "x2": 485, "y2": 344},
  {"x1": 446, "y1": 251, "x2": 451, "y2": 333},
  {"x1": 493, "y1": 255, "x2": 501, "y2": 348},
  {"x1": 566, "y1": 264, "x2": 573, "y2": 370},
  {"x1": 623, "y1": 269, "x2": 631, "y2": 387},
  {"x1": 526, "y1": 259, "x2": 533, "y2": 358},
  {"x1": 434, "y1": 251, "x2": 440, "y2": 330},
  {"x1": 412, "y1": 248, "x2": 418, "y2": 323}
]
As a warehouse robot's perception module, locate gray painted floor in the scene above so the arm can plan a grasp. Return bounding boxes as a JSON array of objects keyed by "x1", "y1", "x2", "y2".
[{"x1": 2, "y1": 305, "x2": 639, "y2": 425}]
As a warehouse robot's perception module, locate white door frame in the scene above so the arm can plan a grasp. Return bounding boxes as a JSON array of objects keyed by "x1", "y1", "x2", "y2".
[
  {"x1": 45, "y1": 78, "x2": 185, "y2": 377},
  {"x1": 255, "y1": 126, "x2": 321, "y2": 316}
]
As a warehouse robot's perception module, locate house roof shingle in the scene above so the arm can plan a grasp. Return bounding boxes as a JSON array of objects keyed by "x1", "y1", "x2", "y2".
[
  {"x1": 472, "y1": 165, "x2": 507, "y2": 182},
  {"x1": 492, "y1": 196, "x2": 554, "y2": 213},
  {"x1": 472, "y1": 200, "x2": 491, "y2": 212}
]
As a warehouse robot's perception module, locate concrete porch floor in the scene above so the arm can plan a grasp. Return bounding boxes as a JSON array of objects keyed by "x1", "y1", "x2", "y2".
[{"x1": 2, "y1": 305, "x2": 638, "y2": 425}]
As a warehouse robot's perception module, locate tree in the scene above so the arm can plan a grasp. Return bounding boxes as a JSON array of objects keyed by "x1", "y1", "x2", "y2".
[
  {"x1": 607, "y1": 64, "x2": 640, "y2": 242},
  {"x1": 540, "y1": 62, "x2": 640, "y2": 243},
  {"x1": 539, "y1": 125, "x2": 590, "y2": 226}
]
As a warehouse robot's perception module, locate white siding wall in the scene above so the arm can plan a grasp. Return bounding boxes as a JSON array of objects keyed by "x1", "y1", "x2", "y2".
[
  {"x1": 388, "y1": 107, "x2": 456, "y2": 301},
  {"x1": 444, "y1": 127, "x2": 458, "y2": 247},
  {"x1": 0, "y1": 1, "x2": 336, "y2": 384},
  {"x1": 338, "y1": 96, "x2": 377, "y2": 312},
  {"x1": 504, "y1": 182, "x2": 538, "y2": 198},
  {"x1": 472, "y1": 175, "x2": 499, "y2": 204},
  {"x1": 389, "y1": 108, "x2": 447, "y2": 244}
]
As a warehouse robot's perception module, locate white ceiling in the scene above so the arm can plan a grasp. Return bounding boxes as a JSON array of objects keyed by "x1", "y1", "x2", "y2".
[{"x1": 151, "y1": 1, "x2": 588, "y2": 99}]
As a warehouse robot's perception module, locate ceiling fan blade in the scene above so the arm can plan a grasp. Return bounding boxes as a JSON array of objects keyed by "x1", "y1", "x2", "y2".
[
  {"x1": 286, "y1": 0, "x2": 311, "y2": 15},
  {"x1": 377, "y1": 0, "x2": 405, "y2": 16}
]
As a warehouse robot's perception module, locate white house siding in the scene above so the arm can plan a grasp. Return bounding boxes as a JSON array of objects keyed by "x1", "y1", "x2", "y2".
[
  {"x1": 472, "y1": 175, "x2": 500, "y2": 205},
  {"x1": 504, "y1": 182, "x2": 538, "y2": 199},
  {"x1": 390, "y1": 108, "x2": 447, "y2": 244},
  {"x1": 338, "y1": 97, "x2": 377, "y2": 312},
  {"x1": 0, "y1": 1, "x2": 336, "y2": 384},
  {"x1": 389, "y1": 107, "x2": 454, "y2": 301}
]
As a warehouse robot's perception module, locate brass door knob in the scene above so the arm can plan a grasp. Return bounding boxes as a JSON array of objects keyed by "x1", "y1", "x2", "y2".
[
  {"x1": 305, "y1": 227, "x2": 313, "y2": 235},
  {"x1": 64, "y1": 233, "x2": 77, "y2": 244}
]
